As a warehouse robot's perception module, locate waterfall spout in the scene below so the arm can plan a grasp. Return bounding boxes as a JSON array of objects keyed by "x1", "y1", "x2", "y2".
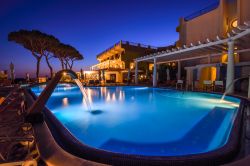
[{"x1": 74, "y1": 79, "x2": 92, "y2": 111}]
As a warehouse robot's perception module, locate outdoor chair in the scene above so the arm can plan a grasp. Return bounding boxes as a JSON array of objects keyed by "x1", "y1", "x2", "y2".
[
  {"x1": 1, "y1": 80, "x2": 12, "y2": 87},
  {"x1": 0, "y1": 90, "x2": 28, "y2": 129},
  {"x1": 166, "y1": 80, "x2": 176, "y2": 87},
  {"x1": 214, "y1": 81, "x2": 224, "y2": 92},
  {"x1": 94, "y1": 80, "x2": 100, "y2": 85},
  {"x1": 0, "y1": 122, "x2": 32, "y2": 136},
  {"x1": 1, "y1": 91, "x2": 25, "y2": 112},
  {"x1": 176, "y1": 80, "x2": 184, "y2": 90},
  {"x1": 88, "y1": 80, "x2": 95, "y2": 85},
  {"x1": 203, "y1": 80, "x2": 213, "y2": 91},
  {"x1": 0, "y1": 100, "x2": 27, "y2": 123},
  {"x1": 0, "y1": 135, "x2": 37, "y2": 164},
  {"x1": 0, "y1": 94, "x2": 18, "y2": 112},
  {"x1": 0, "y1": 107, "x2": 37, "y2": 164}
]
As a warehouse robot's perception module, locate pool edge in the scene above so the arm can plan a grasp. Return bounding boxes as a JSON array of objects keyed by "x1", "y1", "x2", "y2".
[{"x1": 26, "y1": 88, "x2": 247, "y2": 166}]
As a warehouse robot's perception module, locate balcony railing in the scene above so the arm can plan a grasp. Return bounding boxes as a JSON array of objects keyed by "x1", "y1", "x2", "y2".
[{"x1": 91, "y1": 60, "x2": 125, "y2": 71}]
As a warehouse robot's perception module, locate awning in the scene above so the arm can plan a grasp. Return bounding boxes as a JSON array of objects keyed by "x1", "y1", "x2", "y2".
[{"x1": 135, "y1": 21, "x2": 250, "y2": 64}]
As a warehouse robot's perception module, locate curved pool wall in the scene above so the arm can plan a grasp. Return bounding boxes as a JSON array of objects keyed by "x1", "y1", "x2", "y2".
[{"x1": 29, "y1": 85, "x2": 245, "y2": 165}]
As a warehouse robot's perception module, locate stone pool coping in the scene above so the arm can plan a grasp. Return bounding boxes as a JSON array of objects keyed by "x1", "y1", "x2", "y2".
[{"x1": 27, "y1": 87, "x2": 247, "y2": 166}]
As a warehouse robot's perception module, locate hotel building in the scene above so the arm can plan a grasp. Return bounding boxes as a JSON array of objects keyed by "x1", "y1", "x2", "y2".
[
  {"x1": 135, "y1": 0, "x2": 250, "y2": 95},
  {"x1": 90, "y1": 41, "x2": 159, "y2": 83}
]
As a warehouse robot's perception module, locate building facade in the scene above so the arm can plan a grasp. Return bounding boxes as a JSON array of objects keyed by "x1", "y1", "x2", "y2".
[
  {"x1": 135, "y1": 0, "x2": 250, "y2": 95},
  {"x1": 90, "y1": 41, "x2": 158, "y2": 84}
]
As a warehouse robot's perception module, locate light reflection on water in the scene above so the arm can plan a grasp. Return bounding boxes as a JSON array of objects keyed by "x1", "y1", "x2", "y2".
[{"x1": 62, "y1": 97, "x2": 68, "y2": 106}]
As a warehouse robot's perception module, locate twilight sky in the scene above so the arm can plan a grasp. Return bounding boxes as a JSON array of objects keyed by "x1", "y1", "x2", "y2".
[{"x1": 0, "y1": 0, "x2": 218, "y2": 77}]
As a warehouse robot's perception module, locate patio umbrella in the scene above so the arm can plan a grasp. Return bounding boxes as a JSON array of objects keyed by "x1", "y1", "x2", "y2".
[{"x1": 10, "y1": 62, "x2": 15, "y2": 83}]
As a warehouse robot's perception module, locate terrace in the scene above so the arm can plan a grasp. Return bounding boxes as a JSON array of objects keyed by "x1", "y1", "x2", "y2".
[
  {"x1": 91, "y1": 59, "x2": 125, "y2": 71},
  {"x1": 135, "y1": 21, "x2": 250, "y2": 96}
]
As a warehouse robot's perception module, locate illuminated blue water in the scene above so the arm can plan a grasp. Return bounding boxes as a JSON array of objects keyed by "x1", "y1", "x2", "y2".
[{"x1": 31, "y1": 84, "x2": 240, "y2": 156}]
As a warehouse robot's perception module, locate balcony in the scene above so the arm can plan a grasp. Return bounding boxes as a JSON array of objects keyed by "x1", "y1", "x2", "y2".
[{"x1": 91, "y1": 60, "x2": 125, "y2": 71}]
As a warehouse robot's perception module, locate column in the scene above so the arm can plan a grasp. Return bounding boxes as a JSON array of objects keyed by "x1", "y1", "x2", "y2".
[
  {"x1": 248, "y1": 75, "x2": 250, "y2": 98},
  {"x1": 135, "y1": 61, "x2": 138, "y2": 84},
  {"x1": 226, "y1": 40, "x2": 235, "y2": 93},
  {"x1": 197, "y1": 67, "x2": 202, "y2": 81},
  {"x1": 177, "y1": 61, "x2": 181, "y2": 80},
  {"x1": 197, "y1": 67, "x2": 202, "y2": 89},
  {"x1": 153, "y1": 57, "x2": 157, "y2": 87}
]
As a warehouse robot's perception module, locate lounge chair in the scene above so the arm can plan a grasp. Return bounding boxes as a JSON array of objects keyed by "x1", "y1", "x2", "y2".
[
  {"x1": 176, "y1": 80, "x2": 184, "y2": 90},
  {"x1": 94, "y1": 80, "x2": 100, "y2": 85},
  {"x1": 214, "y1": 81, "x2": 224, "y2": 92},
  {"x1": 1, "y1": 91, "x2": 25, "y2": 113},
  {"x1": 0, "y1": 135, "x2": 36, "y2": 164},
  {"x1": 88, "y1": 80, "x2": 95, "y2": 85},
  {"x1": 203, "y1": 80, "x2": 213, "y2": 91},
  {"x1": 0, "y1": 80, "x2": 12, "y2": 87},
  {"x1": 0, "y1": 107, "x2": 35, "y2": 162}
]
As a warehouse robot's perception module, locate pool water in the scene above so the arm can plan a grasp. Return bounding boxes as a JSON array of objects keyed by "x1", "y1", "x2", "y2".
[{"x1": 31, "y1": 84, "x2": 241, "y2": 156}]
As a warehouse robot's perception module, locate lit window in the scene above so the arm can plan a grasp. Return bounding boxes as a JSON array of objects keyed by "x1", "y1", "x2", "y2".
[
  {"x1": 149, "y1": 64, "x2": 154, "y2": 71},
  {"x1": 130, "y1": 62, "x2": 134, "y2": 70}
]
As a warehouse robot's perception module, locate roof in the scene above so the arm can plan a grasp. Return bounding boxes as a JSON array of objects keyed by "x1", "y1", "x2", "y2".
[
  {"x1": 135, "y1": 21, "x2": 250, "y2": 63},
  {"x1": 96, "y1": 40, "x2": 158, "y2": 60}
]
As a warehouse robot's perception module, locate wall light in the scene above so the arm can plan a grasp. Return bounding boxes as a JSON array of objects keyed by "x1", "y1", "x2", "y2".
[{"x1": 231, "y1": 19, "x2": 238, "y2": 28}]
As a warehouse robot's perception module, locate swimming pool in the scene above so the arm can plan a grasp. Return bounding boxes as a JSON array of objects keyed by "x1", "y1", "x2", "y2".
[{"x1": 31, "y1": 84, "x2": 241, "y2": 158}]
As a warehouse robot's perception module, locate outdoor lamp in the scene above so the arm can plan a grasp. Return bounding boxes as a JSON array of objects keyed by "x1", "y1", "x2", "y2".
[{"x1": 231, "y1": 19, "x2": 238, "y2": 28}]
